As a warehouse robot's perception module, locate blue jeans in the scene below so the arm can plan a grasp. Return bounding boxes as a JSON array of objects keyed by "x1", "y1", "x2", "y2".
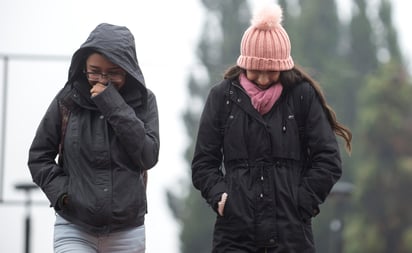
[{"x1": 54, "y1": 215, "x2": 145, "y2": 253}]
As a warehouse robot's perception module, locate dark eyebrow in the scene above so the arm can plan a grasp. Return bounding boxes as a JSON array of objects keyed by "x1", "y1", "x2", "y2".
[
  {"x1": 109, "y1": 67, "x2": 124, "y2": 72},
  {"x1": 87, "y1": 65, "x2": 123, "y2": 71}
]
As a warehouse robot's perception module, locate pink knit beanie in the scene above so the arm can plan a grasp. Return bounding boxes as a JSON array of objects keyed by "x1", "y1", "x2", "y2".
[{"x1": 237, "y1": 3, "x2": 294, "y2": 71}]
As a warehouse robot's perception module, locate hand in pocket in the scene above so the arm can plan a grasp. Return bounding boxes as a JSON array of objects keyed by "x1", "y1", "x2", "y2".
[{"x1": 217, "y1": 192, "x2": 228, "y2": 216}]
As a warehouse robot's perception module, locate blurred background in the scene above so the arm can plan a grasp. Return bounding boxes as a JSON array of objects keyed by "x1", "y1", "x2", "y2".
[{"x1": 1, "y1": 0, "x2": 411, "y2": 253}]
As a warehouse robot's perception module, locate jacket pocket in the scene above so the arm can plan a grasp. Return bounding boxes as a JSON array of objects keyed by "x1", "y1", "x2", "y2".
[
  {"x1": 65, "y1": 176, "x2": 105, "y2": 218},
  {"x1": 223, "y1": 168, "x2": 254, "y2": 220}
]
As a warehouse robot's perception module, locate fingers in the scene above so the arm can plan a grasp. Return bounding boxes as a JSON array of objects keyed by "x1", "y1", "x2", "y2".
[
  {"x1": 217, "y1": 192, "x2": 228, "y2": 216},
  {"x1": 90, "y1": 82, "x2": 107, "y2": 97}
]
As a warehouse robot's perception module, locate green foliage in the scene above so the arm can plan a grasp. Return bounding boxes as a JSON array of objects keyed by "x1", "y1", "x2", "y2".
[
  {"x1": 170, "y1": 189, "x2": 216, "y2": 253},
  {"x1": 347, "y1": 61, "x2": 412, "y2": 253},
  {"x1": 345, "y1": 216, "x2": 384, "y2": 252},
  {"x1": 349, "y1": 0, "x2": 379, "y2": 74}
]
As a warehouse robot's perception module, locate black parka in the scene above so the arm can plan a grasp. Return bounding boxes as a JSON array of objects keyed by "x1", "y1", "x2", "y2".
[
  {"x1": 192, "y1": 79, "x2": 341, "y2": 252},
  {"x1": 28, "y1": 23, "x2": 159, "y2": 234}
]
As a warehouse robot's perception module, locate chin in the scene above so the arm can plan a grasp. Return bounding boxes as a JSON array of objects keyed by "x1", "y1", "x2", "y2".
[{"x1": 256, "y1": 83, "x2": 274, "y2": 90}]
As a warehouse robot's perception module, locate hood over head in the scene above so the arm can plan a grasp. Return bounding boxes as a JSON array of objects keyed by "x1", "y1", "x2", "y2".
[{"x1": 67, "y1": 23, "x2": 147, "y2": 108}]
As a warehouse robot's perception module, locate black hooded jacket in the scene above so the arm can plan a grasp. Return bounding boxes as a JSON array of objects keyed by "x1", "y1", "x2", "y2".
[{"x1": 28, "y1": 23, "x2": 159, "y2": 234}]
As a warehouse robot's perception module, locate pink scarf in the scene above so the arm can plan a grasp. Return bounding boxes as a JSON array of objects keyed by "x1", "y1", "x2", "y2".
[{"x1": 239, "y1": 73, "x2": 283, "y2": 115}]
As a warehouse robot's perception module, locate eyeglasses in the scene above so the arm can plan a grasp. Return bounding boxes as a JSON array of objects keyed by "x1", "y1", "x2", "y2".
[{"x1": 84, "y1": 71, "x2": 126, "y2": 82}]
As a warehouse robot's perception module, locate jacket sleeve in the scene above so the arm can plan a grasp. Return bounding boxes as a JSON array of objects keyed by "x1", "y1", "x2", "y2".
[
  {"x1": 92, "y1": 85, "x2": 159, "y2": 170},
  {"x1": 27, "y1": 96, "x2": 69, "y2": 209},
  {"x1": 191, "y1": 83, "x2": 226, "y2": 209},
  {"x1": 297, "y1": 85, "x2": 342, "y2": 219}
]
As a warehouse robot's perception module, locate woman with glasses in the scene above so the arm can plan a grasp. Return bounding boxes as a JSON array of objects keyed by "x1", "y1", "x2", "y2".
[{"x1": 28, "y1": 23, "x2": 159, "y2": 253}]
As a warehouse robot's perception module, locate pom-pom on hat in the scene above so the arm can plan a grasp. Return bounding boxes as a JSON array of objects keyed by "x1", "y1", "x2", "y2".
[{"x1": 237, "y1": 3, "x2": 294, "y2": 71}]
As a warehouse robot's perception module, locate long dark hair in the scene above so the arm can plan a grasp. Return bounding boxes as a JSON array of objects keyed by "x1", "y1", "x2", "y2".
[{"x1": 224, "y1": 65, "x2": 352, "y2": 153}]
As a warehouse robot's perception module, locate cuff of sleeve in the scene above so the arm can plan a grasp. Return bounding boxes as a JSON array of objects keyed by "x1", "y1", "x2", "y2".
[
  {"x1": 298, "y1": 186, "x2": 320, "y2": 219},
  {"x1": 207, "y1": 181, "x2": 226, "y2": 212},
  {"x1": 56, "y1": 193, "x2": 67, "y2": 211},
  {"x1": 91, "y1": 84, "x2": 124, "y2": 114}
]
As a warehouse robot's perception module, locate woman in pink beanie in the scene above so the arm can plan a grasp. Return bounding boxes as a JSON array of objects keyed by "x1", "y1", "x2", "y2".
[{"x1": 191, "y1": 3, "x2": 352, "y2": 253}]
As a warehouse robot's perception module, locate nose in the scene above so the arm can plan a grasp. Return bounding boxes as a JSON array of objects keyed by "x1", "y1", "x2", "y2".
[
  {"x1": 256, "y1": 73, "x2": 270, "y2": 86},
  {"x1": 98, "y1": 74, "x2": 110, "y2": 85}
]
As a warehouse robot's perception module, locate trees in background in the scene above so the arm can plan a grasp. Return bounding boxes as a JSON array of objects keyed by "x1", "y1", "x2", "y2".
[
  {"x1": 347, "y1": 60, "x2": 412, "y2": 253},
  {"x1": 345, "y1": 1, "x2": 412, "y2": 253}
]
